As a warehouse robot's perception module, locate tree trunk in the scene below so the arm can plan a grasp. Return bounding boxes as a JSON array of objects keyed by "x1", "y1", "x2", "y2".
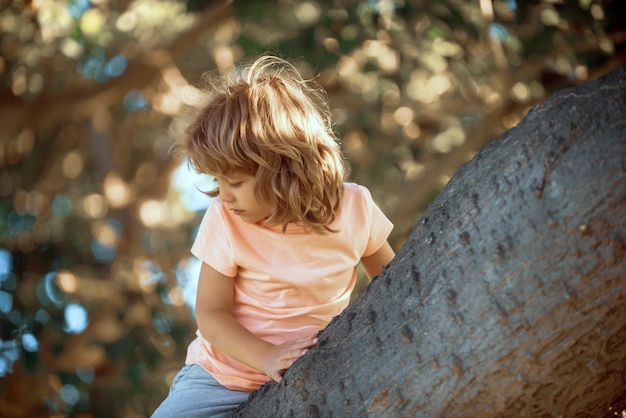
[{"x1": 234, "y1": 66, "x2": 626, "y2": 417}]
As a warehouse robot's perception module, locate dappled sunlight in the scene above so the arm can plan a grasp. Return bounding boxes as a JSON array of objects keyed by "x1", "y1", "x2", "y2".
[
  {"x1": 171, "y1": 160, "x2": 214, "y2": 212},
  {"x1": 82, "y1": 193, "x2": 108, "y2": 219},
  {"x1": 139, "y1": 200, "x2": 169, "y2": 228},
  {"x1": 294, "y1": 1, "x2": 322, "y2": 26},
  {"x1": 430, "y1": 124, "x2": 466, "y2": 154},
  {"x1": 103, "y1": 173, "x2": 134, "y2": 208},
  {"x1": 64, "y1": 302, "x2": 89, "y2": 334},
  {"x1": 56, "y1": 270, "x2": 78, "y2": 293},
  {"x1": 37, "y1": 272, "x2": 66, "y2": 308},
  {"x1": 61, "y1": 151, "x2": 84, "y2": 179},
  {"x1": 79, "y1": 8, "x2": 106, "y2": 39},
  {"x1": 175, "y1": 256, "x2": 202, "y2": 313},
  {"x1": 153, "y1": 66, "x2": 191, "y2": 115},
  {"x1": 402, "y1": 161, "x2": 425, "y2": 182},
  {"x1": 134, "y1": 258, "x2": 163, "y2": 292}
]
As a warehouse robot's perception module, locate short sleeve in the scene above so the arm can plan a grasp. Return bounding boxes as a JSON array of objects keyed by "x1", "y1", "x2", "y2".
[
  {"x1": 358, "y1": 185, "x2": 394, "y2": 257},
  {"x1": 191, "y1": 201, "x2": 238, "y2": 277}
]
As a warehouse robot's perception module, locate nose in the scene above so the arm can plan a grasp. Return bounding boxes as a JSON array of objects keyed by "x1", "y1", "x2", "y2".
[{"x1": 219, "y1": 187, "x2": 234, "y2": 203}]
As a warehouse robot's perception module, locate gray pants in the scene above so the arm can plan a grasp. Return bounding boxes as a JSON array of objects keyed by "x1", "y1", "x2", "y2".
[{"x1": 151, "y1": 364, "x2": 251, "y2": 418}]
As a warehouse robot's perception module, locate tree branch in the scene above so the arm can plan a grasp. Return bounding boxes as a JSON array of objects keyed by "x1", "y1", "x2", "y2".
[{"x1": 0, "y1": 0, "x2": 233, "y2": 137}]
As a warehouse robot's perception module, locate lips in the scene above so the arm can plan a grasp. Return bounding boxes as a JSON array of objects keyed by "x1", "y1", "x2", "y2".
[{"x1": 231, "y1": 209, "x2": 243, "y2": 215}]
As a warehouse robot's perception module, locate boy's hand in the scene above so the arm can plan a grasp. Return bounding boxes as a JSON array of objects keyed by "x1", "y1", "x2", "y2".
[{"x1": 263, "y1": 334, "x2": 319, "y2": 383}]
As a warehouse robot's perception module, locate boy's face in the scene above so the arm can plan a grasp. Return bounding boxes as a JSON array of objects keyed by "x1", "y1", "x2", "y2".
[{"x1": 215, "y1": 173, "x2": 273, "y2": 224}]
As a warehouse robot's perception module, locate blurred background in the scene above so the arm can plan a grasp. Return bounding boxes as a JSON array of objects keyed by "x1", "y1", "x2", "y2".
[{"x1": 0, "y1": 0, "x2": 625, "y2": 416}]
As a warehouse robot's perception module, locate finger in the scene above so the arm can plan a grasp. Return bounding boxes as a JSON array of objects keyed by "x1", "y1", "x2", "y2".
[
  {"x1": 288, "y1": 336, "x2": 319, "y2": 349},
  {"x1": 279, "y1": 347, "x2": 309, "y2": 361},
  {"x1": 277, "y1": 355, "x2": 298, "y2": 368},
  {"x1": 271, "y1": 370, "x2": 284, "y2": 383}
]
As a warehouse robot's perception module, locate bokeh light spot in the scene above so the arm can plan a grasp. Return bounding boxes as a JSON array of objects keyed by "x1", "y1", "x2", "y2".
[
  {"x1": 104, "y1": 173, "x2": 133, "y2": 208},
  {"x1": 68, "y1": 0, "x2": 91, "y2": 18},
  {"x1": 80, "y1": 8, "x2": 105, "y2": 36},
  {"x1": 135, "y1": 259, "x2": 163, "y2": 291},
  {"x1": 52, "y1": 195, "x2": 72, "y2": 218},
  {"x1": 139, "y1": 200, "x2": 166, "y2": 227},
  {"x1": 167, "y1": 286, "x2": 185, "y2": 307},
  {"x1": 56, "y1": 270, "x2": 78, "y2": 293},
  {"x1": 64, "y1": 303, "x2": 89, "y2": 334},
  {"x1": 123, "y1": 90, "x2": 150, "y2": 111},
  {"x1": 0, "y1": 357, "x2": 11, "y2": 377},
  {"x1": 0, "y1": 290, "x2": 13, "y2": 314},
  {"x1": 105, "y1": 54, "x2": 127, "y2": 77},
  {"x1": 35, "y1": 309, "x2": 51, "y2": 324},
  {"x1": 0, "y1": 249, "x2": 11, "y2": 281},
  {"x1": 60, "y1": 384, "x2": 80, "y2": 405},
  {"x1": 2, "y1": 339, "x2": 20, "y2": 362},
  {"x1": 40, "y1": 272, "x2": 65, "y2": 307},
  {"x1": 540, "y1": 7, "x2": 560, "y2": 26},
  {"x1": 510, "y1": 81, "x2": 531, "y2": 103},
  {"x1": 152, "y1": 311, "x2": 172, "y2": 333},
  {"x1": 393, "y1": 106, "x2": 414, "y2": 126},
  {"x1": 91, "y1": 240, "x2": 117, "y2": 263},
  {"x1": 116, "y1": 10, "x2": 137, "y2": 32},
  {"x1": 62, "y1": 151, "x2": 84, "y2": 179},
  {"x1": 21, "y1": 332, "x2": 39, "y2": 352},
  {"x1": 83, "y1": 193, "x2": 107, "y2": 219},
  {"x1": 294, "y1": 1, "x2": 321, "y2": 26},
  {"x1": 489, "y1": 23, "x2": 510, "y2": 43},
  {"x1": 77, "y1": 366, "x2": 95, "y2": 384}
]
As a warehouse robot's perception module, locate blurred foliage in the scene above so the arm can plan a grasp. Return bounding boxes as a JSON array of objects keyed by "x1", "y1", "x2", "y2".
[{"x1": 0, "y1": 0, "x2": 624, "y2": 416}]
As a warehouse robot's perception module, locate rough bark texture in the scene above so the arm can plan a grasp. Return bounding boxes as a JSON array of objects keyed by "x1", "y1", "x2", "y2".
[{"x1": 235, "y1": 66, "x2": 626, "y2": 417}]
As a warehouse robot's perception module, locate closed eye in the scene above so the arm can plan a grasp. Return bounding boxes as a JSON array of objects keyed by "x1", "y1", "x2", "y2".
[{"x1": 215, "y1": 178, "x2": 242, "y2": 188}]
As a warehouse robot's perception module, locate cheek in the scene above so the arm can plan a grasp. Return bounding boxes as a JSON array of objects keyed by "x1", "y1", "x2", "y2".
[
  {"x1": 251, "y1": 195, "x2": 271, "y2": 215},
  {"x1": 258, "y1": 196, "x2": 275, "y2": 214}
]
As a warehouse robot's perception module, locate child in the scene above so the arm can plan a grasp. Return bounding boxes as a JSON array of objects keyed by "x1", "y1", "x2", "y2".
[{"x1": 152, "y1": 55, "x2": 395, "y2": 417}]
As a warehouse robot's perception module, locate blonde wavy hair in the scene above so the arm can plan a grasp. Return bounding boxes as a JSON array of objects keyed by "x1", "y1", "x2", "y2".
[{"x1": 172, "y1": 55, "x2": 346, "y2": 233}]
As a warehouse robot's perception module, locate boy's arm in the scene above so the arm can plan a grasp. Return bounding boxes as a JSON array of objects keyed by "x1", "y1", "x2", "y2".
[
  {"x1": 360, "y1": 241, "x2": 395, "y2": 280},
  {"x1": 195, "y1": 262, "x2": 318, "y2": 383}
]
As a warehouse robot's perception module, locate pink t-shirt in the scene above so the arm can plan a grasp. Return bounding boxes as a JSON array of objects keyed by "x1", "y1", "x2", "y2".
[{"x1": 185, "y1": 182, "x2": 393, "y2": 391}]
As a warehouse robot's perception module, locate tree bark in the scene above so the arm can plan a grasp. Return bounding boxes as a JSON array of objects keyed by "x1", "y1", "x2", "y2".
[{"x1": 234, "y1": 66, "x2": 626, "y2": 417}]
